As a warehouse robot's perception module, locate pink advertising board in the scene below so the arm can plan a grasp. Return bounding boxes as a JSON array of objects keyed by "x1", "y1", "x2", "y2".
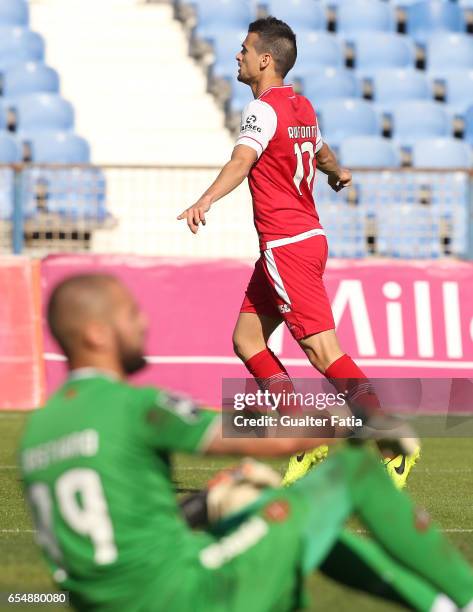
[{"x1": 41, "y1": 255, "x2": 473, "y2": 408}]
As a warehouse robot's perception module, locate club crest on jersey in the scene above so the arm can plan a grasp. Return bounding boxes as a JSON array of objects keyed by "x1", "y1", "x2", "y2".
[
  {"x1": 161, "y1": 392, "x2": 200, "y2": 422},
  {"x1": 241, "y1": 114, "x2": 262, "y2": 134},
  {"x1": 278, "y1": 304, "x2": 291, "y2": 314}
]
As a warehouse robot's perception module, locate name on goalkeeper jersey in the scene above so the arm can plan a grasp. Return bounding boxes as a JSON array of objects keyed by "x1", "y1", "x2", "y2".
[{"x1": 288, "y1": 125, "x2": 317, "y2": 139}]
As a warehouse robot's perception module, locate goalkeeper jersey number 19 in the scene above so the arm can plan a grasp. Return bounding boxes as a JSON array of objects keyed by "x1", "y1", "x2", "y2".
[{"x1": 19, "y1": 371, "x2": 219, "y2": 610}]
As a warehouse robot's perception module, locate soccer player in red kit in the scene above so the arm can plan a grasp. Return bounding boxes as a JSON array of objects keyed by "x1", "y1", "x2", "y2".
[{"x1": 178, "y1": 17, "x2": 419, "y2": 486}]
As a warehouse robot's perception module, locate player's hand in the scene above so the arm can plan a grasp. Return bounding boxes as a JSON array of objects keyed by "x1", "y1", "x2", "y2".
[
  {"x1": 177, "y1": 196, "x2": 212, "y2": 234},
  {"x1": 328, "y1": 168, "x2": 352, "y2": 192}
]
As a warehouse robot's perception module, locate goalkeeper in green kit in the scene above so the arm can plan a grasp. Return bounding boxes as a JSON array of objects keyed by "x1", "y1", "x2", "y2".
[{"x1": 20, "y1": 274, "x2": 473, "y2": 612}]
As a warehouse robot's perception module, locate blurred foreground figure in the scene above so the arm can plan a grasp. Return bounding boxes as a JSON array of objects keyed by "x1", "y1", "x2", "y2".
[{"x1": 20, "y1": 274, "x2": 473, "y2": 612}]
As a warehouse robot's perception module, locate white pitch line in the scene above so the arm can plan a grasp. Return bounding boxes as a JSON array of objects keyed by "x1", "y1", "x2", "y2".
[{"x1": 44, "y1": 352, "x2": 473, "y2": 369}]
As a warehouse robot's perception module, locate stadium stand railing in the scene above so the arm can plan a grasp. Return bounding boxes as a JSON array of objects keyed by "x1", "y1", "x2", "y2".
[{"x1": 0, "y1": 163, "x2": 471, "y2": 261}]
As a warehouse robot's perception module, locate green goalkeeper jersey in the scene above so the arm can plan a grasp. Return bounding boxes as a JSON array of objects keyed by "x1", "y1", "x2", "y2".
[{"x1": 19, "y1": 370, "x2": 219, "y2": 610}]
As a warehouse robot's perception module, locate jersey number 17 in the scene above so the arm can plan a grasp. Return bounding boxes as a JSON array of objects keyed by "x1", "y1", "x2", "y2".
[{"x1": 293, "y1": 142, "x2": 316, "y2": 196}]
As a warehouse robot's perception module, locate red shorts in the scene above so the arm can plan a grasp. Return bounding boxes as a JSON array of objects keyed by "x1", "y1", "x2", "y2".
[{"x1": 240, "y1": 233, "x2": 335, "y2": 341}]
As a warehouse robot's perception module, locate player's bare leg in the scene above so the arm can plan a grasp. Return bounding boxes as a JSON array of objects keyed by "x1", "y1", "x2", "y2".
[
  {"x1": 298, "y1": 329, "x2": 420, "y2": 488},
  {"x1": 232, "y1": 312, "x2": 281, "y2": 363}
]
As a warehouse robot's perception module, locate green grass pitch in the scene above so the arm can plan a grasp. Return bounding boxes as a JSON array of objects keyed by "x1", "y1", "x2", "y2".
[{"x1": 1, "y1": 412, "x2": 472, "y2": 611}]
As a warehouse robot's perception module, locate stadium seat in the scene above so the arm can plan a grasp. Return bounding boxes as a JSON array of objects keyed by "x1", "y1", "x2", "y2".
[
  {"x1": 3, "y1": 62, "x2": 60, "y2": 98},
  {"x1": 377, "y1": 203, "x2": 441, "y2": 258},
  {"x1": 316, "y1": 98, "x2": 380, "y2": 146},
  {"x1": 0, "y1": 0, "x2": 28, "y2": 26},
  {"x1": 426, "y1": 33, "x2": 473, "y2": 73},
  {"x1": 371, "y1": 69, "x2": 431, "y2": 114},
  {"x1": 339, "y1": 137, "x2": 401, "y2": 168},
  {"x1": 464, "y1": 106, "x2": 473, "y2": 145},
  {"x1": 336, "y1": 0, "x2": 395, "y2": 34},
  {"x1": 294, "y1": 31, "x2": 345, "y2": 70},
  {"x1": 23, "y1": 131, "x2": 90, "y2": 163},
  {"x1": 439, "y1": 70, "x2": 473, "y2": 116},
  {"x1": 0, "y1": 130, "x2": 21, "y2": 220},
  {"x1": 0, "y1": 167, "x2": 14, "y2": 220},
  {"x1": 0, "y1": 99, "x2": 6, "y2": 130},
  {"x1": 15, "y1": 94, "x2": 74, "y2": 131},
  {"x1": 407, "y1": 1, "x2": 465, "y2": 45},
  {"x1": 22, "y1": 167, "x2": 107, "y2": 220},
  {"x1": 412, "y1": 138, "x2": 471, "y2": 168},
  {"x1": 195, "y1": 0, "x2": 254, "y2": 37},
  {"x1": 0, "y1": 26, "x2": 44, "y2": 71},
  {"x1": 319, "y1": 202, "x2": 367, "y2": 257},
  {"x1": 391, "y1": 101, "x2": 451, "y2": 146},
  {"x1": 264, "y1": 0, "x2": 326, "y2": 31},
  {"x1": 351, "y1": 33, "x2": 416, "y2": 74},
  {"x1": 302, "y1": 67, "x2": 360, "y2": 103},
  {"x1": 0, "y1": 131, "x2": 21, "y2": 162}
]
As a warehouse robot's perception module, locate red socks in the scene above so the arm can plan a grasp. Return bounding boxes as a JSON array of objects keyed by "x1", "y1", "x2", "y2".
[
  {"x1": 325, "y1": 354, "x2": 381, "y2": 416},
  {"x1": 243, "y1": 350, "x2": 381, "y2": 419},
  {"x1": 244, "y1": 349, "x2": 298, "y2": 415}
]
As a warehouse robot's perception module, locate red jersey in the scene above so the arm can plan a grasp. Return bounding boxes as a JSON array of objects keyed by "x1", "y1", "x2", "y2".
[{"x1": 235, "y1": 85, "x2": 324, "y2": 251}]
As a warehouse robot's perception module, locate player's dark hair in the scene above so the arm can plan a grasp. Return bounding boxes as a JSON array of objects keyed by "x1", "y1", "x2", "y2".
[{"x1": 248, "y1": 17, "x2": 297, "y2": 78}]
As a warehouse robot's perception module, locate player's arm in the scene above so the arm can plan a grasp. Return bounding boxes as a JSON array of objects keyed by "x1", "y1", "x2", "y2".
[
  {"x1": 177, "y1": 99, "x2": 277, "y2": 234},
  {"x1": 176, "y1": 145, "x2": 257, "y2": 234},
  {"x1": 204, "y1": 429, "x2": 336, "y2": 458},
  {"x1": 316, "y1": 142, "x2": 353, "y2": 192}
]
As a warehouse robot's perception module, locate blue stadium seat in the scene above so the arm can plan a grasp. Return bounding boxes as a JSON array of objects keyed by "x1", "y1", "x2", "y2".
[
  {"x1": 0, "y1": 26, "x2": 44, "y2": 71},
  {"x1": 195, "y1": 0, "x2": 254, "y2": 37},
  {"x1": 412, "y1": 138, "x2": 471, "y2": 168},
  {"x1": 391, "y1": 101, "x2": 451, "y2": 146},
  {"x1": 3, "y1": 62, "x2": 59, "y2": 98},
  {"x1": 438, "y1": 70, "x2": 473, "y2": 116},
  {"x1": 0, "y1": 0, "x2": 28, "y2": 26},
  {"x1": 407, "y1": 1, "x2": 465, "y2": 45},
  {"x1": 426, "y1": 33, "x2": 473, "y2": 73},
  {"x1": 22, "y1": 131, "x2": 90, "y2": 163},
  {"x1": 0, "y1": 130, "x2": 21, "y2": 219},
  {"x1": 0, "y1": 131, "x2": 21, "y2": 162},
  {"x1": 371, "y1": 69, "x2": 431, "y2": 114},
  {"x1": 294, "y1": 31, "x2": 345, "y2": 71},
  {"x1": 22, "y1": 167, "x2": 107, "y2": 220},
  {"x1": 0, "y1": 167, "x2": 14, "y2": 220},
  {"x1": 316, "y1": 98, "x2": 380, "y2": 146},
  {"x1": 336, "y1": 0, "x2": 395, "y2": 34},
  {"x1": 302, "y1": 67, "x2": 360, "y2": 103},
  {"x1": 351, "y1": 33, "x2": 416, "y2": 75},
  {"x1": 340, "y1": 137, "x2": 401, "y2": 168},
  {"x1": 464, "y1": 106, "x2": 473, "y2": 145},
  {"x1": 0, "y1": 99, "x2": 6, "y2": 130},
  {"x1": 264, "y1": 0, "x2": 326, "y2": 31},
  {"x1": 319, "y1": 202, "x2": 367, "y2": 257},
  {"x1": 15, "y1": 93, "x2": 74, "y2": 131},
  {"x1": 377, "y1": 203, "x2": 441, "y2": 258}
]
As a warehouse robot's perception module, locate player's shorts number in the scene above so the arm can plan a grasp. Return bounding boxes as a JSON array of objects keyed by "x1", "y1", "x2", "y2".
[
  {"x1": 293, "y1": 142, "x2": 315, "y2": 196},
  {"x1": 28, "y1": 469, "x2": 118, "y2": 566}
]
